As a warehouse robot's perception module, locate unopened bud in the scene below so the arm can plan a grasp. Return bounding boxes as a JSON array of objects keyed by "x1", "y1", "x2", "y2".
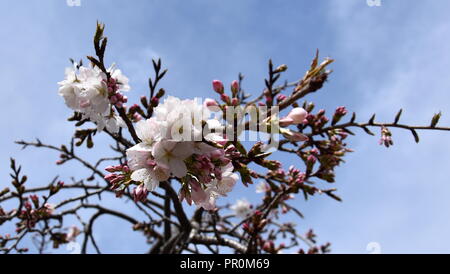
[
  {"x1": 204, "y1": 98, "x2": 219, "y2": 108},
  {"x1": 156, "y1": 88, "x2": 165, "y2": 98},
  {"x1": 220, "y1": 94, "x2": 230, "y2": 104},
  {"x1": 231, "y1": 80, "x2": 239, "y2": 95},
  {"x1": 307, "y1": 155, "x2": 317, "y2": 163},
  {"x1": 140, "y1": 96, "x2": 148, "y2": 108},
  {"x1": 212, "y1": 80, "x2": 224, "y2": 94},
  {"x1": 431, "y1": 111, "x2": 442, "y2": 128},
  {"x1": 151, "y1": 96, "x2": 159, "y2": 106},
  {"x1": 275, "y1": 64, "x2": 288, "y2": 73},
  {"x1": 276, "y1": 94, "x2": 287, "y2": 102}
]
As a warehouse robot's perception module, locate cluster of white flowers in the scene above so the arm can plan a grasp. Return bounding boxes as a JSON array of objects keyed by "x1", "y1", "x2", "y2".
[
  {"x1": 58, "y1": 64, "x2": 130, "y2": 133},
  {"x1": 126, "y1": 96, "x2": 238, "y2": 210},
  {"x1": 230, "y1": 199, "x2": 253, "y2": 219}
]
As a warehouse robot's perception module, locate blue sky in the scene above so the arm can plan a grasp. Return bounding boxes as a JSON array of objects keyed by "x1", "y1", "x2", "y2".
[{"x1": 2, "y1": 0, "x2": 450, "y2": 253}]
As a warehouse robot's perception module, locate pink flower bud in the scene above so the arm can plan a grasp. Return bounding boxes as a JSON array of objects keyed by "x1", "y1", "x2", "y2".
[
  {"x1": 277, "y1": 94, "x2": 287, "y2": 101},
  {"x1": 231, "y1": 97, "x2": 239, "y2": 106},
  {"x1": 204, "y1": 98, "x2": 219, "y2": 108},
  {"x1": 104, "y1": 173, "x2": 117, "y2": 182},
  {"x1": 110, "y1": 175, "x2": 125, "y2": 185},
  {"x1": 24, "y1": 201, "x2": 32, "y2": 211},
  {"x1": 263, "y1": 241, "x2": 274, "y2": 252},
  {"x1": 30, "y1": 195, "x2": 39, "y2": 203},
  {"x1": 286, "y1": 107, "x2": 308, "y2": 124},
  {"x1": 231, "y1": 80, "x2": 239, "y2": 94},
  {"x1": 114, "y1": 164, "x2": 124, "y2": 170},
  {"x1": 151, "y1": 96, "x2": 159, "y2": 105},
  {"x1": 133, "y1": 113, "x2": 143, "y2": 122},
  {"x1": 133, "y1": 184, "x2": 148, "y2": 202},
  {"x1": 335, "y1": 106, "x2": 347, "y2": 116},
  {"x1": 220, "y1": 93, "x2": 230, "y2": 104},
  {"x1": 307, "y1": 155, "x2": 317, "y2": 163},
  {"x1": 105, "y1": 166, "x2": 117, "y2": 172},
  {"x1": 279, "y1": 117, "x2": 294, "y2": 127},
  {"x1": 212, "y1": 80, "x2": 224, "y2": 94},
  {"x1": 44, "y1": 203, "x2": 55, "y2": 215},
  {"x1": 283, "y1": 131, "x2": 309, "y2": 142},
  {"x1": 110, "y1": 95, "x2": 118, "y2": 104}
]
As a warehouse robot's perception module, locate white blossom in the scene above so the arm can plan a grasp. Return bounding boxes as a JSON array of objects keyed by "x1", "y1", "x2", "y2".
[
  {"x1": 135, "y1": 118, "x2": 162, "y2": 146},
  {"x1": 230, "y1": 199, "x2": 252, "y2": 219},
  {"x1": 58, "y1": 64, "x2": 129, "y2": 133},
  {"x1": 206, "y1": 163, "x2": 239, "y2": 197},
  {"x1": 152, "y1": 140, "x2": 194, "y2": 178},
  {"x1": 125, "y1": 96, "x2": 238, "y2": 209},
  {"x1": 126, "y1": 143, "x2": 170, "y2": 191}
]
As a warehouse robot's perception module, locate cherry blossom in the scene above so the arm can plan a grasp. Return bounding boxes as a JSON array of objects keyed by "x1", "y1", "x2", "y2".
[
  {"x1": 230, "y1": 199, "x2": 253, "y2": 219},
  {"x1": 57, "y1": 64, "x2": 129, "y2": 133},
  {"x1": 124, "y1": 96, "x2": 238, "y2": 209}
]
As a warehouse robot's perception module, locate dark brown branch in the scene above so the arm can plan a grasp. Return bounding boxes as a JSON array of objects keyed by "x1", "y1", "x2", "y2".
[{"x1": 191, "y1": 235, "x2": 247, "y2": 254}]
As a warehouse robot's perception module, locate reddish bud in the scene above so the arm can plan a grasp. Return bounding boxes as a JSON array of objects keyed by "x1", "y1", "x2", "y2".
[
  {"x1": 212, "y1": 80, "x2": 224, "y2": 94},
  {"x1": 231, "y1": 80, "x2": 239, "y2": 94}
]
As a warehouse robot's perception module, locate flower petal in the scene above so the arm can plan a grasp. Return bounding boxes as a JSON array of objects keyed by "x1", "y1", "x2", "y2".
[
  {"x1": 130, "y1": 168, "x2": 151, "y2": 183},
  {"x1": 172, "y1": 142, "x2": 194, "y2": 159},
  {"x1": 169, "y1": 158, "x2": 188, "y2": 178},
  {"x1": 144, "y1": 177, "x2": 160, "y2": 192}
]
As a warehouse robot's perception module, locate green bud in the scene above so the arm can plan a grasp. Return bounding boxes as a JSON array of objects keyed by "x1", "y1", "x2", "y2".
[
  {"x1": 274, "y1": 64, "x2": 288, "y2": 73},
  {"x1": 156, "y1": 88, "x2": 165, "y2": 98},
  {"x1": 431, "y1": 111, "x2": 442, "y2": 128}
]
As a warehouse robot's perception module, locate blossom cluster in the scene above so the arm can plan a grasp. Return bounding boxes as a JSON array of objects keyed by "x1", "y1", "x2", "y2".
[
  {"x1": 15, "y1": 195, "x2": 56, "y2": 233},
  {"x1": 379, "y1": 126, "x2": 393, "y2": 147},
  {"x1": 125, "y1": 96, "x2": 238, "y2": 210},
  {"x1": 58, "y1": 64, "x2": 130, "y2": 133}
]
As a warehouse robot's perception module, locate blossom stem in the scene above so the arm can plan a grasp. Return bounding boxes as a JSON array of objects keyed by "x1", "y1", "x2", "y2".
[
  {"x1": 115, "y1": 106, "x2": 141, "y2": 144},
  {"x1": 316, "y1": 121, "x2": 450, "y2": 137}
]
